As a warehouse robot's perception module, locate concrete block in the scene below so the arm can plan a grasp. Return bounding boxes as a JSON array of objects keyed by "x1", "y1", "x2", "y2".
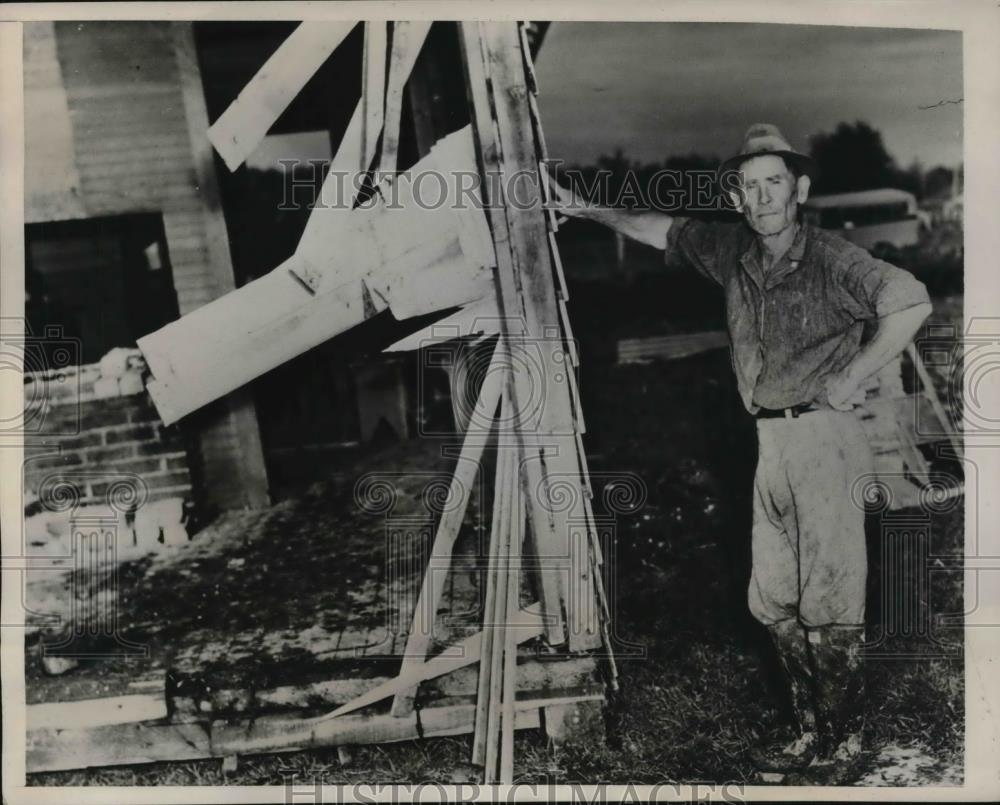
[
  {"x1": 98, "y1": 348, "x2": 131, "y2": 380},
  {"x1": 118, "y1": 371, "x2": 145, "y2": 396},
  {"x1": 93, "y1": 377, "x2": 121, "y2": 400}
]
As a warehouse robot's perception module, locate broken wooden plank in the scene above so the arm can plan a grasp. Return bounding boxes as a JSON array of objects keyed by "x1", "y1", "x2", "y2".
[
  {"x1": 195, "y1": 652, "x2": 600, "y2": 721},
  {"x1": 480, "y1": 23, "x2": 577, "y2": 436},
  {"x1": 27, "y1": 692, "x2": 168, "y2": 731},
  {"x1": 475, "y1": 22, "x2": 599, "y2": 648},
  {"x1": 258, "y1": 677, "x2": 387, "y2": 711},
  {"x1": 188, "y1": 654, "x2": 597, "y2": 718},
  {"x1": 391, "y1": 341, "x2": 505, "y2": 715},
  {"x1": 459, "y1": 21, "x2": 569, "y2": 646},
  {"x1": 617, "y1": 331, "x2": 730, "y2": 365},
  {"x1": 26, "y1": 704, "x2": 544, "y2": 774},
  {"x1": 214, "y1": 702, "x2": 546, "y2": 760},
  {"x1": 208, "y1": 22, "x2": 356, "y2": 171},
  {"x1": 27, "y1": 721, "x2": 212, "y2": 773},
  {"x1": 549, "y1": 231, "x2": 570, "y2": 301},
  {"x1": 302, "y1": 100, "x2": 365, "y2": 234},
  {"x1": 499, "y1": 476, "x2": 524, "y2": 784},
  {"x1": 472, "y1": 421, "x2": 510, "y2": 761},
  {"x1": 320, "y1": 603, "x2": 544, "y2": 721},
  {"x1": 517, "y1": 21, "x2": 539, "y2": 95},
  {"x1": 361, "y1": 22, "x2": 388, "y2": 175},
  {"x1": 545, "y1": 437, "x2": 601, "y2": 650},
  {"x1": 481, "y1": 430, "x2": 515, "y2": 774},
  {"x1": 139, "y1": 129, "x2": 494, "y2": 425},
  {"x1": 384, "y1": 295, "x2": 501, "y2": 353},
  {"x1": 538, "y1": 156, "x2": 561, "y2": 233}
]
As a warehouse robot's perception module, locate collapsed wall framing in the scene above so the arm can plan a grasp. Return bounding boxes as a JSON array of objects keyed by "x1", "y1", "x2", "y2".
[{"x1": 26, "y1": 21, "x2": 617, "y2": 782}]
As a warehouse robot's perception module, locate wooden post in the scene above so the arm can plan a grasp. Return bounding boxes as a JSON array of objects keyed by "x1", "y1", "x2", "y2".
[
  {"x1": 459, "y1": 22, "x2": 568, "y2": 647},
  {"x1": 459, "y1": 22, "x2": 601, "y2": 650},
  {"x1": 391, "y1": 343, "x2": 505, "y2": 717},
  {"x1": 171, "y1": 22, "x2": 270, "y2": 509},
  {"x1": 472, "y1": 401, "x2": 510, "y2": 764},
  {"x1": 483, "y1": 439, "x2": 513, "y2": 780},
  {"x1": 499, "y1": 477, "x2": 524, "y2": 783}
]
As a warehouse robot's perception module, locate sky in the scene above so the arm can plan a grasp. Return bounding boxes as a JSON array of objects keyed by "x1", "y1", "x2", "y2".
[{"x1": 534, "y1": 22, "x2": 963, "y2": 170}]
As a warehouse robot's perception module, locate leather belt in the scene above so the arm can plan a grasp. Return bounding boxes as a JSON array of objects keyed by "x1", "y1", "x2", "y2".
[{"x1": 754, "y1": 403, "x2": 820, "y2": 419}]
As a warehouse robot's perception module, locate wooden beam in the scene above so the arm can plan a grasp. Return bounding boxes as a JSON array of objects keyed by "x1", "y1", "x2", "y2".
[
  {"x1": 383, "y1": 294, "x2": 501, "y2": 353},
  {"x1": 361, "y1": 22, "x2": 388, "y2": 175},
  {"x1": 476, "y1": 23, "x2": 577, "y2": 434},
  {"x1": 324, "y1": 603, "x2": 545, "y2": 721},
  {"x1": 27, "y1": 703, "x2": 550, "y2": 774},
  {"x1": 138, "y1": 129, "x2": 493, "y2": 426},
  {"x1": 546, "y1": 436, "x2": 600, "y2": 648},
  {"x1": 459, "y1": 21, "x2": 568, "y2": 646},
  {"x1": 170, "y1": 22, "x2": 270, "y2": 508},
  {"x1": 499, "y1": 476, "x2": 524, "y2": 783},
  {"x1": 380, "y1": 21, "x2": 432, "y2": 176},
  {"x1": 391, "y1": 341, "x2": 505, "y2": 715},
  {"x1": 208, "y1": 22, "x2": 357, "y2": 172},
  {"x1": 176, "y1": 653, "x2": 597, "y2": 719},
  {"x1": 472, "y1": 406, "x2": 509, "y2": 761},
  {"x1": 463, "y1": 23, "x2": 603, "y2": 650},
  {"x1": 27, "y1": 692, "x2": 167, "y2": 731},
  {"x1": 216, "y1": 703, "x2": 540, "y2": 760},
  {"x1": 27, "y1": 722, "x2": 212, "y2": 773},
  {"x1": 302, "y1": 99, "x2": 364, "y2": 228},
  {"x1": 481, "y1": 421, "x2": 515, "y2": 774}
]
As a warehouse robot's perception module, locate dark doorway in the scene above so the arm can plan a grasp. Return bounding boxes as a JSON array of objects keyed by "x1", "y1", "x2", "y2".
[{"x1": 25, "y1": 212, "x2": 179, "y2": 365}]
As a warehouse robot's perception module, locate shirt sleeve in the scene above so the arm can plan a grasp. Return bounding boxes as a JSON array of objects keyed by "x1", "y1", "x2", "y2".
[
  {"x1": 664, "y1": 216, "x2": 729, "y2": 286},
  {"x1": 837, "y1": 251, "x2": 931, "y2": 320}
]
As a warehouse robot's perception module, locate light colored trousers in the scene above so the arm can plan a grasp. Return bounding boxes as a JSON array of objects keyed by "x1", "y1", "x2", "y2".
[{"x1": 748, "y1": 410, "x2": 875, "y2": 628}]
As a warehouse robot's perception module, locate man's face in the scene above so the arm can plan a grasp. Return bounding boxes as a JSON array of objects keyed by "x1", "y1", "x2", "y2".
[{"x1": 734, "y1": 155, "x2": 809, "y2": 237}]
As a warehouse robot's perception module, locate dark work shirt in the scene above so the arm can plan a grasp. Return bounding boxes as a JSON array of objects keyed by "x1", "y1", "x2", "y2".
[{"x1": 664, "y1": 217, "x2": 931, "y2": 413}]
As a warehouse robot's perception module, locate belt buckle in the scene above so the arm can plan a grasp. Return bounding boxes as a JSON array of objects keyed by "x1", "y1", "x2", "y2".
[{"x1": 784, "y1": 408, "x2": 794, "y2": 419}]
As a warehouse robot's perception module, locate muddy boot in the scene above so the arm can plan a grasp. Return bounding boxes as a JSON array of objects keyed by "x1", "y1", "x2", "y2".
[
  {"x1": 750, "y1": 619, "x2": 819, "y2": 772},
  {"x1": 786, "y1": 625, "x2": 868, "y2": 785}
]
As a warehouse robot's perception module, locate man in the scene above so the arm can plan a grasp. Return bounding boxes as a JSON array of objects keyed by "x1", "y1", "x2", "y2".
[{"x1": 551, "y1": 124, "x2": 932, "y2": 783}]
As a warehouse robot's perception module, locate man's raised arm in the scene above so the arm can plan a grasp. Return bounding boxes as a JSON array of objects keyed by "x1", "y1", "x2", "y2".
[{"x1": 547, "y1": 174, "x2": 675, "y2": 250}]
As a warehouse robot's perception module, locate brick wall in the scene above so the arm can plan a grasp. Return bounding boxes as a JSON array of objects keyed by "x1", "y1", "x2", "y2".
[{"x1": 24, "y1": 350, "x2": 194, "y2": 509}]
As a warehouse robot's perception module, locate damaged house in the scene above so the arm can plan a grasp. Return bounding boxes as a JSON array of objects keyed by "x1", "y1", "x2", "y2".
[{"x1": 20, "y1": 19, "x2": 618, "y2": 782}]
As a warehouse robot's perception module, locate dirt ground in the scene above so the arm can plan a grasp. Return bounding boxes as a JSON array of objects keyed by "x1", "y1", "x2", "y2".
[{"x1": 27, "y1": 284, "x2": 964, "y2": 787}]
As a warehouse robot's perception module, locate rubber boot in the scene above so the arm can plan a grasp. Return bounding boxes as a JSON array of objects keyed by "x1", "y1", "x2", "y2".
[
  {"x1": 750, "y1": 619, "x2": 819, "y2": 772},
  {"x1": 787, "y1": 625, "x2": 867, "y2": 785}
]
